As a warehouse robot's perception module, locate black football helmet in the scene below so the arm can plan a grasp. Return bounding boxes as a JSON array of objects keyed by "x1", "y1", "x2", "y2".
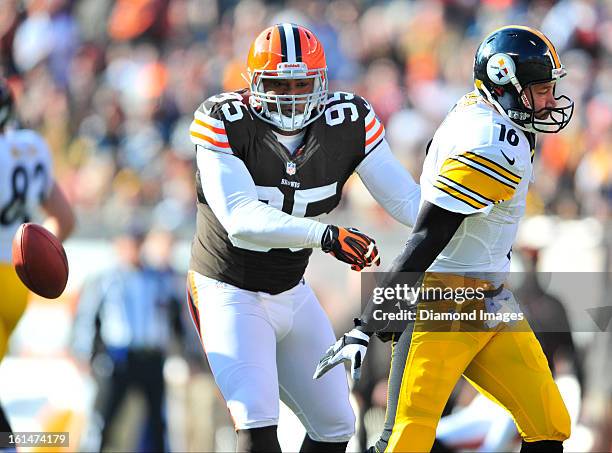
[
  {"x1": 474, "y1": 26, "x2": 574, "y2": 133},
  {"x1": 0, "y1": 79, "x2": 14, "y2": 130}
]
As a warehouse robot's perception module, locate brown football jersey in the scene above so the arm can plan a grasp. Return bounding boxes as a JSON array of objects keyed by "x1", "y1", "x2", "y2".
[{"x1": 189, "y1": 90, "x2": 385, "y2": 294}]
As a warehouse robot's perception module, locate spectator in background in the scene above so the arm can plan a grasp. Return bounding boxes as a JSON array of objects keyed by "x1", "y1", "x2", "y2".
[
  {"x1": 72, "y1": 226, "x2": 184, "y2": 452},
  {"x1": 1, "y1": 0, "x2": 607, "y2": 235},
  {"x1": 515, "y1": 248, "x2": 584, "y2": 385}
]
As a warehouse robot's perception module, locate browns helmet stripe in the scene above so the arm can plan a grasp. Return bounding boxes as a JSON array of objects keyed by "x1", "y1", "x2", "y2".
[
  {"x1": 292, "y1": 24, "x2": 302, "y2": 62},
  {"x1": 282, "y1": 23, "x2": 296, "y2": 62},
  {"x1": 278, "y1": 24, "x2": 288, "y2": 62}
]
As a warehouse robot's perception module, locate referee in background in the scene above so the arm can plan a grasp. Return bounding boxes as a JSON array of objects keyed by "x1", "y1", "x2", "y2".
[{"x1": 72, "y1": 225, "x2": 184, "y2": 452}]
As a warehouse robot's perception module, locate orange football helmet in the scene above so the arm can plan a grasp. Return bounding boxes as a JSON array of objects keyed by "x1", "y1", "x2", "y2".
[{"x1": 247, "y1": 23, "x2": 328, "y2": 131}]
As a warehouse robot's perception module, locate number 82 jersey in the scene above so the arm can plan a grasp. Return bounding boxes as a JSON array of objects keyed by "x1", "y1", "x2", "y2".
[{"x1": 0, "y1": 130, "x2": 53, "y2": 264}]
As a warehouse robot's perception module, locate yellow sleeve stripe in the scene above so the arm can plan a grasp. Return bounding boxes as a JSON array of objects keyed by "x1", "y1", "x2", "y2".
[
  {"x1": 463, "y1": 152, "x2": 521, "y2": 184},
  {"x1": 438, "y1": 175, "x2": 495, "y2": 203},
  {"x1": 450, "y1": 156, "x2": 518, "y2": 190},
  {"x1": 440, "y1": 158, "x2": 517, "y2": 203},
  {"x1": 434, "y1": 180, "x2": 488, "y2": 210}
]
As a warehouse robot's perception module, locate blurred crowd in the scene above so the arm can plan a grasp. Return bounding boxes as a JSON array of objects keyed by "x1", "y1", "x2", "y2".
[
  {"x1": 1, "y1": 0, "x2": 611, "y2": 451},
  {"x1": 0, "y1": 0, "x2": 610, "y2": 238}
]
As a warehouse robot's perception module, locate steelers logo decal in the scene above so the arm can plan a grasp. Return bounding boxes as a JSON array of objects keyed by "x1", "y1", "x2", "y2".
[{"x1": 486, "y1": 53, "x2": 516, "y2": 85}]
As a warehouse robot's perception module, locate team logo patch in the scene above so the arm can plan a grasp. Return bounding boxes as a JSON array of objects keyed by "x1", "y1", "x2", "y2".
[
  {"x1": 486, "y1": 53, "x2": 515, "y2": 86},
  {"x1": 286, "y1": 161, "x2": 297, "y2": 175}
]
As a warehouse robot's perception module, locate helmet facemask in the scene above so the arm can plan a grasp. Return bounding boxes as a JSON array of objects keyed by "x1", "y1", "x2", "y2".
[
  {"x1": 248, "y1": 62, "x2": 328, "y2": 132},
  {"x1": 526, "y1": 81, "x2": 574, "y2": 133}
]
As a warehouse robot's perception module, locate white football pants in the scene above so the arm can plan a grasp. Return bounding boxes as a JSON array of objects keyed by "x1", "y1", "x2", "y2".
[{"x1": 187, "y1": 270, "x2": 355, "y2": 442}]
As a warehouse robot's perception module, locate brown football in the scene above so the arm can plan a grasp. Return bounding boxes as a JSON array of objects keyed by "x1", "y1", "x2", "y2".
[{"x1": 12, "y1": 223, "x2": 69, "y2": 299}]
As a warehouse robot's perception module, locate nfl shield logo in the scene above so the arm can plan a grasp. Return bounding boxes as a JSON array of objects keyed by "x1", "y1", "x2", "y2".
[{"x1": 286, "y1": 162, "x2": 296, "y2": 175}]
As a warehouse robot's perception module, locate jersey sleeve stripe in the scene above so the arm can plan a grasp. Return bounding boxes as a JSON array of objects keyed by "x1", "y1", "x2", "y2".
[
  {"x1": 190, "y1": 130, "x2": 232, "y2": 152},
  {"x1": 437, "y1": 175, "x2": 496, "y2": 204},
  {"x1": 463, "y1": 151, "x2": 521, "y2": 183},
  {"x1": 433, "y1": 180, "x2": 487, "y2": 210},
  {"x1": 365, "y1": 122, "x2": 384, "y2": 146},
  {"x1": 190, "y1": 120, "x2": 229, "y2": 143},
  {"x1": 365, "y1": 136, "x2": 385, "y2": 155},
  {"x1": 194, "y1": 118, "x2": 226, "y2": 135},
  {"x1": 194, "y1": 110, "x2": 226, "y2": 130},
  {"x1": 452, "y1": 156, "x2": 518, "y2": 189},
  {"x1": 440, "y1": 158, "x2": 517, "y2": 202},
  {"x1": 364, "y1": 108, "x2": 376, "y2": 126},
  {"x1": 365, "y1": 117, "x2": 377, "y2": 134}
]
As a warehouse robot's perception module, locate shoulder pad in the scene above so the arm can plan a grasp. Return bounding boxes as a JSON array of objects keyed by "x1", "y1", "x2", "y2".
[
  {"x1": 325, "y1": 92, "x2": 371, "y2": 111},
  {"x1": 198, "y1": 90, "x2": 251, "y2": 121},
  {"x1": 324, "y1": 92, "x2": 385, "y2": 154},
  {"x1": 11, "y1": 129, "x2": 51, "y2": 159},
  {"x1": 190, "y1": 90, "x2": 252, "y2": 155}
]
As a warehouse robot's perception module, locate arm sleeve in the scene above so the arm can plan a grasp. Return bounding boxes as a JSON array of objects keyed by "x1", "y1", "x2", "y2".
[
  {"x1": 422, "y1": 146, "x2": 524, "y2": 215},
  {"x1": 359, "y1": 201, "x2": 466, "y2": 334},
  {"x1": 197, "y1": 146, "x2": 327, "y2": 248},
  {"x1": 355, "y1": 139, "x2": 421, "y2": 228}
]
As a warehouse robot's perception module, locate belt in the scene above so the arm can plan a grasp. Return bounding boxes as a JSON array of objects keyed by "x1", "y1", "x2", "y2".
[{"x1": 483, "y1": 285, "x2": 504, "y2": 298}]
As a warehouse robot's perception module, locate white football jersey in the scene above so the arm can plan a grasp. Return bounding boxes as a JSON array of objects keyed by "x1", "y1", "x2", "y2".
[
  {"x1": 421, "y1": 91, "x2": 535, "y2": 285},
  {"x1": 0, "y1": 129, "x2": 54, "y2": 263}
]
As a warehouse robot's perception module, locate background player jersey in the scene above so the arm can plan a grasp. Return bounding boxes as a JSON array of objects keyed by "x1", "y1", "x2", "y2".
[
  {"x1": 189, "y1": 90, "x2": 386, "y2": 294},
  {"x1": 0, "y1": 129, "x2": 54, "y2": 264},
  {"x1": 421, "y1": 91, "x2": 535, "y2": 283}
]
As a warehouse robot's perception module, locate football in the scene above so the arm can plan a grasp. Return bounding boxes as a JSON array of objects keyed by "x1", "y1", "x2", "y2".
[{"x1": 12, "y1": 223, "x2": 69, "y2": 299}]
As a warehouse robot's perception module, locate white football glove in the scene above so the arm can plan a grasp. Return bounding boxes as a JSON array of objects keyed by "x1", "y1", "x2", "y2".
[{"x1": 313, "y1": 328, "x2": 370, "y2": 381}]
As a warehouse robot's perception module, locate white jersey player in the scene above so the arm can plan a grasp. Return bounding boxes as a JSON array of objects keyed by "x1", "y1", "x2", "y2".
[
  {"x1": 0, "y1": 79, "x2": 75, "y2": 436},
  {"x1": 0, "y1": 129, "x2": 55, "y2": 261},
  {"x1": 422, "y1": 90, "x2": 533, "y2": 286},
  {"x1": 317, "y1": 26, "x2": 575, "y2": 453}
]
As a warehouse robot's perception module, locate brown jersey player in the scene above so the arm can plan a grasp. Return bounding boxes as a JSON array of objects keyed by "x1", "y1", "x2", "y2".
[{"x1": 187, "y1": 23, "x2": 421, "y2": 452}]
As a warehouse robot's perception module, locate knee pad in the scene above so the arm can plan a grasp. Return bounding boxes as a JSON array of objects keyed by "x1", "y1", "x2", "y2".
[
  {"x1": 236, "y1": 426, "x2": 281, "y2": 453},
  {"x1": 536, "y1": 379, "x2": 571, "y2": 441},
  {"x1": 550, "y1": 390, "x2": 571, "y2": 440},
  {"x1": 520, "y1": 440, "x2": 563, "y2": 452},
  {"x1": 224, "y1": 369, "x2": 279, "y2": 429},
  {"x1": 300, "y1": 398, "x2": 355, "y2": 443}
]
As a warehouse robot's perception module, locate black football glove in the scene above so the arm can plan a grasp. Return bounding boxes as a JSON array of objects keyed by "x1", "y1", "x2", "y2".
[{"x1": 321, "y1": 225, "x2": 380, "y2": 271}]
